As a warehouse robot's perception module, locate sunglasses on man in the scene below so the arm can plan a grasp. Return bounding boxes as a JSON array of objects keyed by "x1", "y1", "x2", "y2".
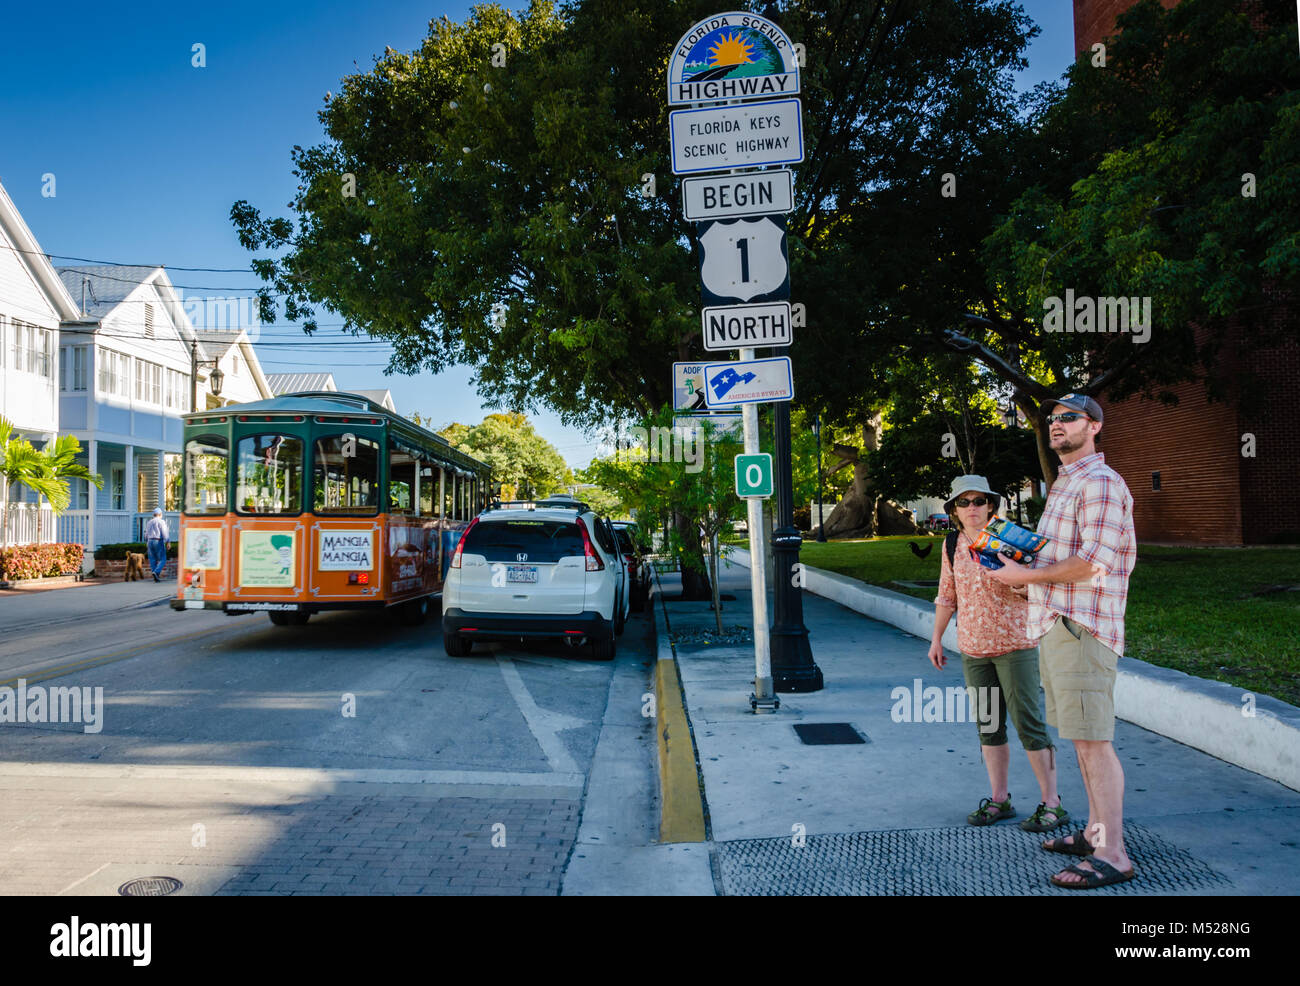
[
  {"x1": 953, "y1": 496, "x2": 990, "y2": 508},
  {"x1": 1045, "y1": 412, "x2": 1091, "y2": 424}
]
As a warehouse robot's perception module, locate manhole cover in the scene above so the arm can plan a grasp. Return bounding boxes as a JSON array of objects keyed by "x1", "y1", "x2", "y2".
[
  {"x1": 793, "y1": 722, "x2": 867, "y2": 745},
  {"x1": 714, "y1": 821, "x2": 1233, "y2": 896},
  {"x1": 118, "y1": 876, "x2": 183, "y2": 897}
]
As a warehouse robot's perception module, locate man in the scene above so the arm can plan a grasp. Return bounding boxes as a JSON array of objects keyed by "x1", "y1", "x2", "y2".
[
  {"x1": 144, "y1": 507, "x2": 169, "y2": 583},
  {"x1": 988, "y1": 393, "x2": 1137, "y2": 889}
]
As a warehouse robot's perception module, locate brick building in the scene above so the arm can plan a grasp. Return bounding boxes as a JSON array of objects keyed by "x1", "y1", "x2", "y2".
[{"x1": 1072, "y1": 0, "x2": 1298, "y2": 545}]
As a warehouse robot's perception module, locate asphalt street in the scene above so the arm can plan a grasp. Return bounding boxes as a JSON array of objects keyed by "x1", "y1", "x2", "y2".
[{"x1": 0, "y1": 581, "x2": 658, "y2": 895}]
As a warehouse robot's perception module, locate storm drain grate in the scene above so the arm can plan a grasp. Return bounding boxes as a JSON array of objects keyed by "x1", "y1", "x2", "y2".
[
  {"x1": 793, "y1": 722, "x2": 868, "y2": 745},
  {"x1": 714, "y1": 821, "x2": 1233, "y2": 896},
  {"x1": 118, "y1": 876, "x2": 183, "y2": 897}
]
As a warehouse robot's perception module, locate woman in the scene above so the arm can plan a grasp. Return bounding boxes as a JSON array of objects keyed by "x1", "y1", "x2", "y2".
[{"x1": 927, "y1": 475, "x2": 1067, "y2": 831}]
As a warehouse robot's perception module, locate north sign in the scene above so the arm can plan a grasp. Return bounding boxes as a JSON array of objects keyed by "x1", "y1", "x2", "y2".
[
  {"x1": 701, "y1": 356, "x2": 794, "y2": 408},
  {"x1": 682, "y1": 169, "x2": 793, "y2": 222},
  {"x1": 669, "y1": 99, "x2": 803, "y2": 175},
  {"x1": 702, "y1": 301, "x2": 792, "y2": 351}
]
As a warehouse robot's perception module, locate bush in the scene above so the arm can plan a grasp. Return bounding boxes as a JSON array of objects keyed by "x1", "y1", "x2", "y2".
[
  {"x1": 793, "y1": 506, "x2": 811, "y2": 531},
  {"x1": 1, "y1": 543, "x2": 85, "y2": 581},
  {"x1": 95, "y1": 541, "x2": 178, "y2": 560}
]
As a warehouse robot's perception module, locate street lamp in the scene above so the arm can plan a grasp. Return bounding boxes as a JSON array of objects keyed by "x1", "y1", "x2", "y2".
[
  {"x1": 813, "y1": 414, "x2": 827, "y2": 542},
  {"x1": 190, "y1": 340, "x2": 225, "y2": 412},
  {"x1": 1002, "y1": 401, "x2": 1022, "y2": 523}
]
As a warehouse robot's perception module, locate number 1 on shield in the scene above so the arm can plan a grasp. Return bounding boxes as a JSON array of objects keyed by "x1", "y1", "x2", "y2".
[{"x1": 736, "y1": 238, "x2": 750, "y2": 283}]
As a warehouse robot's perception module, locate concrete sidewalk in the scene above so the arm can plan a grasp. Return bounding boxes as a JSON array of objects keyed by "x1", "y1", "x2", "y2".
[
  {"x1": 656, "y1": 565, "x2": 1300, "y2": 896},
  {"x1": 0, "y1": 577, "x2": 174, "y2": 633}
]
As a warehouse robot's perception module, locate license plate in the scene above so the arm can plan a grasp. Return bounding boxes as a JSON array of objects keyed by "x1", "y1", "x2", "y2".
[
  {"x1": 184, "y1": 600, "x2": 204, "y2": 610},
  {"x1": 506, "y1": 565, "x2": 539, "y2": 584}
]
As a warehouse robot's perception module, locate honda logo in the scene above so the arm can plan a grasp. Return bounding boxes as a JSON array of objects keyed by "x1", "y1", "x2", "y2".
[{"x1": 516, "y1": 553, "x2": 528, "y2": 562}]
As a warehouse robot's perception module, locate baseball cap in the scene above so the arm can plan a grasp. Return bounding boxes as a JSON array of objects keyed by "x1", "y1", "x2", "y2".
[{"x1": 1041, "y1": 392, "x2": 1103, "y2": 424}]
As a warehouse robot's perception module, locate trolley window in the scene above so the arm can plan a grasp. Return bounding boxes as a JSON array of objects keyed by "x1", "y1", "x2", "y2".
[
  {"x1": 236, "y1": 434, "x2": 304, "y2": 514},
  {"x1": 388, "y1": 439, "x2": 417, "y2": 514},
  {"x1": 419, "y1": 464, "x2": 436, "y2": 516},
  {"x1": 184, "y1": 435, "x2": 228, "y2": 515},
  {"x1": 313, "y1": 433, "x2": 380, "y2": 515}
]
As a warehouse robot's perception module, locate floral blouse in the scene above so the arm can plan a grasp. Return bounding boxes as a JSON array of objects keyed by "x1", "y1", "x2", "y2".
[{"x1": 935, "y1": 529, "x2": 1035, "y2": 658}]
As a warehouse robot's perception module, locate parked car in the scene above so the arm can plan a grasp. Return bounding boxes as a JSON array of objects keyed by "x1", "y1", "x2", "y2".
[
  {"x1": 441, "y1": 497, "x2": 629, "y2": 660},
  {"x1": 926, "y1": 513, "x2": 951, "y2": 531},
  {"x1": 611, "y1": 520, "x2": 653, "y2": 612}
]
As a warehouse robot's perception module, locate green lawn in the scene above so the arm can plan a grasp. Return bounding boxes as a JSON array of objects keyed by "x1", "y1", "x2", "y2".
[{"x1": 780, "y1": 535, "x2": 1300, "y2": 707}]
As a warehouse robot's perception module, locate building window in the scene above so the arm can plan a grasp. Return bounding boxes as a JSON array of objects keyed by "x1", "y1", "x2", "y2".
[
  {"x1": 111, "y1": 464, "x2": 126, "y2": 511},
  {"x1": 98, "y1": 350, "x2": 131, "y2": 398},
  {"x1": 0, "y1": 315, "x2": 5, "y2": 368},
  {"x1": 73, "y1": 347, "x2": 87, "y2": 390},
  {"x1": 165, "y1": 368, "x2": 187, "y2": 410},
  {"x1": 1152, "y1": 471, "x2": 1161, "y2": 492}
]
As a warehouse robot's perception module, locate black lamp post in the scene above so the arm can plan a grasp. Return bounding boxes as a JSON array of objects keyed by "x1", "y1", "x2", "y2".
[
  {"x1": 190, "y1": 340, "x2": 225, "y2": 412},
  {"x1": 813, "y1": 413, "x2": 827, "y2": 543},
  {"x1": 769, "y1": 386, "x2": 823, "y2": 692}
]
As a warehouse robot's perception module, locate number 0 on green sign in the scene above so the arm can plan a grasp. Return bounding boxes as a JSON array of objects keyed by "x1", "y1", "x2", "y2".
[{"x1": 735, "y1": 453, "x2": 773, "y2": 498}]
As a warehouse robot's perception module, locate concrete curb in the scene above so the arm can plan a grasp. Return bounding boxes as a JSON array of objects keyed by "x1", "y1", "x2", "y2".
[
  {"x1": 651, "y1": 579, "x2": 707, "y2": 843},
  {"x1": 726, "y1": 546, "x2": 1300, "y2": 792}
]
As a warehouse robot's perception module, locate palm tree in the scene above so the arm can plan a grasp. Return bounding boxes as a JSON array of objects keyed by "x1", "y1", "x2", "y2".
[
  {"x1": 0, "y1": 416, "x2": 46, "y2": 549},
  {"x1": 32, "y1": 434, "x2": 103, "y2": 543}
]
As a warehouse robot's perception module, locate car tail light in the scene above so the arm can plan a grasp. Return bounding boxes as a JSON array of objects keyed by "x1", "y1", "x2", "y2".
[
  {"x1": 449, "y1": 517, "x2": 479, "y2": 570},
  {"x1": 575, "y1": 518, "x2": 604, "y2": 571}
]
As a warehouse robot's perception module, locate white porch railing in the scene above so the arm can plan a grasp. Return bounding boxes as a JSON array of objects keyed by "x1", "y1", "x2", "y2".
[
  {"x1": 3, "y1": 502, "x2": 56, "y2": 546},
  {"x1": 56, "y1": 510, "x2": 92, "y2": 547}
]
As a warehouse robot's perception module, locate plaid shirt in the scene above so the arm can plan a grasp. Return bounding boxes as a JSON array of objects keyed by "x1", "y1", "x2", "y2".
[{"x1": 1027, "y1": 452, "x2": 1136, "y2": 656}]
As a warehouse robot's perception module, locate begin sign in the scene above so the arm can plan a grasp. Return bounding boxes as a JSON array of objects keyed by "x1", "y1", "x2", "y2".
[{"x1": 682, "y1": 170, "x2": 793, "y2": 222}]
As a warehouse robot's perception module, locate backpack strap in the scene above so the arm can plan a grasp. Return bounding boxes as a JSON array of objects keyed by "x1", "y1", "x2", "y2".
[{"x1": 945, "y1": 529, "x2": 958, "y2": 569}]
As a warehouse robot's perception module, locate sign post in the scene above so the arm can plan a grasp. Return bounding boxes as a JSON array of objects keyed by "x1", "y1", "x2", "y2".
[{"x1": 667, "y1": 8, "x2": 822, "y2": 710}]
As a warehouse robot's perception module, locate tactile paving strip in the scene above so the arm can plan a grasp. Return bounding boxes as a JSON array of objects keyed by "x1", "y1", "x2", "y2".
[{"x1": 714, "y1": 821, "x2": 1233, "y2": 896}]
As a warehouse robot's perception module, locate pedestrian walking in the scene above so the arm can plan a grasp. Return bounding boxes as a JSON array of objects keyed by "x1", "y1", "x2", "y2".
[
  {"x1": 144, "y1": 507, "x2": 169, "y2": 583},
  {"x1": 928, "y1": 475, "x2": 1066, "y2": 833},
  {"x1": 988, "y1": 394, "x2": 1137, "y2": 889}
]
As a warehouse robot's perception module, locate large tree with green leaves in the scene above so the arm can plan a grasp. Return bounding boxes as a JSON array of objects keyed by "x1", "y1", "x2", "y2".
[
  {"x1": 434, "y1": 412, "x2": 572, "y2": 498},
  {"x1": 230, "y1": 0, "x2": 1041, "y2": 430}
]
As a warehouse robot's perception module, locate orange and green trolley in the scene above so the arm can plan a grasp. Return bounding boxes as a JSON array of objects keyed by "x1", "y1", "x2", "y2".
[{"x1": 171, "y1": 391, "x2": 490, "y2": 626}]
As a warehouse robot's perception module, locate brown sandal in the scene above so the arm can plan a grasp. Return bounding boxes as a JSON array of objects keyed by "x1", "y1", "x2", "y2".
[{"x1": 1042, "y1": 828, "x2": 1093, "y2": 856}]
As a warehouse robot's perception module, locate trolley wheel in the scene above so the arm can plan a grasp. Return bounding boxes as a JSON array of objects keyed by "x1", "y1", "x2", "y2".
[
  {"x1": 268, "y1": 611, "x2": 290, "y2": 626},
  {"x1": 443, "y1": 632, "x2": 473, "y2": 657},
  {"x1": 290, "y1": 611, "x2": 311, "y2": 625},
  {"x1": 401, "y1": 596, "x2": 431, "y2": 626}
]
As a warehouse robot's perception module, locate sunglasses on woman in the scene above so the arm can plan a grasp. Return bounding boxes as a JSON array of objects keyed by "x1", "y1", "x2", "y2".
[{"x1": 953, "y1": 496, "x2": 989, "y2": 508}]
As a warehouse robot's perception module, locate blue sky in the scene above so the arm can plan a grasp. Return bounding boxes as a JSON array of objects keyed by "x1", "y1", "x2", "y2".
[{"x1": 0, "y1": 1, "x2": 1076, "y2": 469}]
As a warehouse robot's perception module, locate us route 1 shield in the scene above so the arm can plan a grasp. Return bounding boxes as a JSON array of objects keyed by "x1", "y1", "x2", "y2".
[
  {"x1": 669, "y1": 98, "x2": 803, "y2": 175},
  {"x1": 696, "y1": 215, "x2": 789, "y2": 305},
  {"x1": 701, "y1": 356, "x2": 793, "y2": 408}
]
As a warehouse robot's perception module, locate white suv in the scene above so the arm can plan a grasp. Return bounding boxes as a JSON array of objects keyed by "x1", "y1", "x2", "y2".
[{"x1": 441, "y1": 497, "x2": 629, "y2": 659}]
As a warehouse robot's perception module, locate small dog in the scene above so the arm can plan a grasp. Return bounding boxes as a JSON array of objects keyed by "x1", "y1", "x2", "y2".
[{"x1": 123, "y1": 552, "x2": 146, "y2": 581}]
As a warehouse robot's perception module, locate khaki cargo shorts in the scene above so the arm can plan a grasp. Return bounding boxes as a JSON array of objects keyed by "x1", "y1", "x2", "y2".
[{"x1": 1039, "y1": 616, "x2": 1120, "y2": 742}]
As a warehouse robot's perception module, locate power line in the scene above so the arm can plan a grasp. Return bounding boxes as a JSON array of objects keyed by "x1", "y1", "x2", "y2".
[{"x1": 0, "y1": 242, "x2": 261, "y2": 274}]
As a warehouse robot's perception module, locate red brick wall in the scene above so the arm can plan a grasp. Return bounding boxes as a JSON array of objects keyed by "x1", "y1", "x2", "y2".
[
  {"x1": 1240, "y1": 334, "x2": 1300, "y2": 544},
  {"x1": 1074, "y1": 0, "x2": 1181, "y2": 54},
  {"x1": 1098, "y1": 380, "x2": 1246, "y2": 545}
]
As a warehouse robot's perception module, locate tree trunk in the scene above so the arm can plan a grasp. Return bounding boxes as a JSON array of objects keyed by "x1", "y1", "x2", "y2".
[
  {"x1": 709, "y1": 522, "x2": 722, "y2": 634},
  {"x1": 1029, "y1": 416, "x2": 1059, "y2": 491},
  {"x1": 675, "y1": 511, "x2": 711, "y2": 600}
]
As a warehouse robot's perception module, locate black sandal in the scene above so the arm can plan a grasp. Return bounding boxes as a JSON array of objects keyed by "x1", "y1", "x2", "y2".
[
  {"x1": 1049, "y1": 858, "x2": 1136, "y2": 889},
  {"x1": 1041, "y1": 828, "x2": 1093, "y2": 856}
]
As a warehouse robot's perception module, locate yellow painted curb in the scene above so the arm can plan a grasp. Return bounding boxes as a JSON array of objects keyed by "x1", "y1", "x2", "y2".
[{"x1": 656, "y1": 657, "x2": 707, "y2": 843}]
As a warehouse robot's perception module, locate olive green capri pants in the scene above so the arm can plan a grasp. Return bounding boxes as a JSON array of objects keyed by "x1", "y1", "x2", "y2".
[{"x1": 960, "y1": 648, "x2": 1053, "y2": 750}]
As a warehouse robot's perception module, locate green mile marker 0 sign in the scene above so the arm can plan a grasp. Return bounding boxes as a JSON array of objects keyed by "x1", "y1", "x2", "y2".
[{"x1": 734, "y1": 453, "x2": 773, "y2": 498}]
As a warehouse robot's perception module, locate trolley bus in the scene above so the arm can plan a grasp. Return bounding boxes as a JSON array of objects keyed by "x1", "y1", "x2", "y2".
[{"x1": 169, "y1": 392, "x2": 491, "y2": 626}]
